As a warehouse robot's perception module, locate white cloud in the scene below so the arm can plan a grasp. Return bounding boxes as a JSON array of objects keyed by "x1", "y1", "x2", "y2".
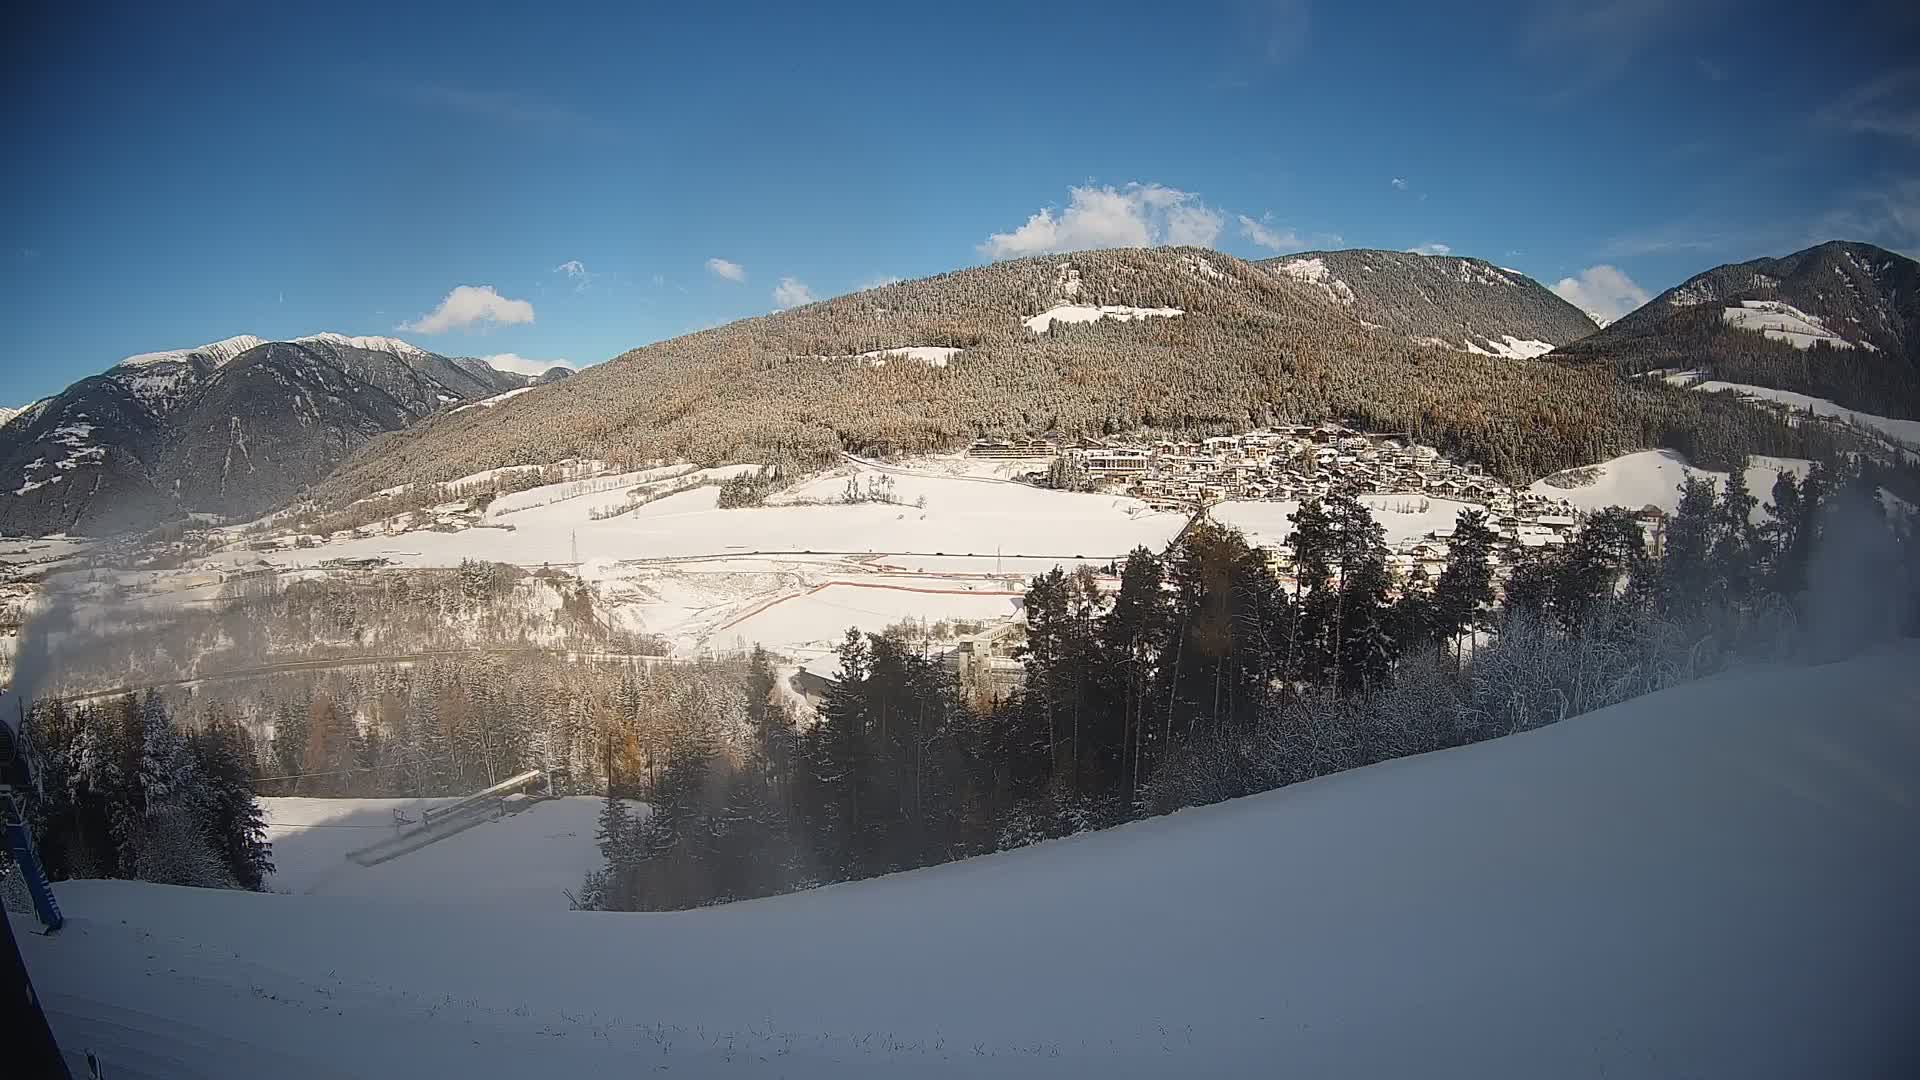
[
  {"x1": 772, "y1": 277, "x2": 816, "y2": 309},
  {"x1": 857, "y1": 275, "x2": 903, "y2": 291},
  {"x1": 706, "y1": 257, "x2": 747, "y2": 283},
  {"x1": 481, "y1": 353, "x2": 577, "y2": 377},
  {"x1": 1551, "y1": 264, "x2": 1651, "y2": 323},
  {"x1": 980, "y1": 183, "x2": 1225, "y2": 259},
  {"x1": 1390, "y1": 177, "x2": 1408, "y2": 191},
  {"x1": 1407, "y1": 243, "x2": 1453, "y2": 256},
  {"x1": 552, "y1": 260, "x2": 593, "y2": 292},
  {"x1": 1237, "y1": 214, "x2": 1299, "y2": 252},
  {"x1": 397, "y1": 285, "x2": 535, "y2": 334}
]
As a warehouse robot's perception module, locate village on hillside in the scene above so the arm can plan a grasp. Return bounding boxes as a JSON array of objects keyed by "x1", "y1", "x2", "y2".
[
  {"x1": 925, "y1": 423, "x2": 1639, "y2": 694},
  {"x1": 976, "y1": 423, "x2": 1597, "y2": 576}
]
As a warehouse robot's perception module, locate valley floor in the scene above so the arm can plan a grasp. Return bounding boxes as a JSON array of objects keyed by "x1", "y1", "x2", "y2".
[{"x1": 16, "y1": 643, "x2": 1920, "y2": 1078}]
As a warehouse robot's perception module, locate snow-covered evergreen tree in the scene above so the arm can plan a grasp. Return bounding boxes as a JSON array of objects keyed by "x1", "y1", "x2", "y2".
[
  {"x1": 138, "y1": 690, "x2": 198, "y2": 812},
  {"x1": 132, "y1": 803, "x2": 234, "y2": 888},
  {"x1": 191, "y1": 714, "x2": 274, "y2": 890}
]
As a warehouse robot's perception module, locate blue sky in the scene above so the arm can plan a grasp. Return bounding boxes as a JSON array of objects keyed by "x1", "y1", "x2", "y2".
[{"x1": 4, "y1": 0, "x2": 1917, "y2": 404}]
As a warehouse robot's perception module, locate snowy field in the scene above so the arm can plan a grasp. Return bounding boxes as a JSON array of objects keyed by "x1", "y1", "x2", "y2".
[
  {"x1": 716, "y1": 581, "x2": 1025, "y2": 670},
  {"x1": 1212, "y1": 493, "x2": 1486, "y2": 548},
  {"x1": 191, "y1": 460, "x2": 1186, "y2": 660},
  {"x1": 1465, "y1": 334, "x2": 1555, "y2": 359},
  {"x1": 1021, "y1": 303, "x2": 1182, "y2": 334},
  {"x1": 260, "y1": 796, "x2": 610, "y2": 908},
  {"x1": 1529, "y1": 450, "x2": 1811, "y2": 517},
  {"x1": 18, "y1": 643, "x2": 1920, "y2": 1077},
  {"x1": 831, "y1": 345, "x2": 961, "y2": 368},
  {"x1": 1720, "y1": 300, "x2": 1855, "y2": 350},
  {"x1": 0, "y1": 534, "x2": 94, "y2": 582}
]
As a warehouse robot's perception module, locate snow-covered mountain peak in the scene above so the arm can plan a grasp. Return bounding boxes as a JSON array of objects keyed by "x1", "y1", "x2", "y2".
[
  {"x1": 117, "y1": 334, "x2": 268, "y2": 370},
  {"x1": 294, "y1": 332, "x2": 434, "y2": 360}
]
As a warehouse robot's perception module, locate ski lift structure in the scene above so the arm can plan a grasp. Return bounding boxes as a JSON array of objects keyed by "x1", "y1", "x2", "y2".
[
  {"x1": 2, "y1": 699, "x2": 63, "y2": 932},
  {"x1": 344, "y1": 769, "x2": 551, "y2": 866}
]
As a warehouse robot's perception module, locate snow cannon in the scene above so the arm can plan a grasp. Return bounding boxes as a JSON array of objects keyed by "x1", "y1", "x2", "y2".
[{"x1": 1, "y1": 699, "x2": 64, "y2": 932}]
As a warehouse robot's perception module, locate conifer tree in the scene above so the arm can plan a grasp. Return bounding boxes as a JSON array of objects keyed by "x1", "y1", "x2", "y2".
[
  {"x1": 1429, "y1": 507, "x2": 1498, "y2": 661},
  {"x1": 189, "y1": 715, "x2": 274, "y2": 890}
]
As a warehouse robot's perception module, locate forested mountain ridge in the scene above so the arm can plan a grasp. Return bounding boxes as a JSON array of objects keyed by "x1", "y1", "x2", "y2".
[
  {"x1": 1557, "y1": 241, "x2": 1920, "y2": 420},
  {"x1": 1259, "y1": 248, "x2": 1601, "y2": 355},
  {"x1": 0, "y1": 335, "x2": 533, "y2": 535},
  {"x1": 316, "y1": 246, "x2": 1828, "y2": 510}
]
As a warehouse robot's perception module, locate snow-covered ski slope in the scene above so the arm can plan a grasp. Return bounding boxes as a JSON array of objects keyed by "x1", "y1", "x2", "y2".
[
  {"x1": 1687, "y1": 378, "x2": 1920, "y2": 450},
  {"x1": 260, "y1": 796, "x2": 611, "y2": 908},
  {"x1": 1528, "y1": 449, "x2": 1812, "y2": 516},
  {"x1": 19, "y1": 644, "x2": 1920, "y2": 1078}
]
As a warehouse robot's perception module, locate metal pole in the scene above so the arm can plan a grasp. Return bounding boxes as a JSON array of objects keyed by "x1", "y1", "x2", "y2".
[{"x1": 3, "y1": 792, "x2": 62, "y2": 932}]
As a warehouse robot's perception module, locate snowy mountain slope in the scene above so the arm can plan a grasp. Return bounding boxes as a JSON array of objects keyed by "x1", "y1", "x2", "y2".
[
  {"x1": 315, "y1": 245, "x2": 1682, "y2": 510},
  {"x1": 1560, "y1": 241, "x2": 1920, "y2": 421},
  {"x1": 1722, "y1": 299, "x2": 1855, "y2": 350},
  {"x1": 0, "y1": 335, "x2": 529, "y2": 535},
  {"x1": 1666, "y1": 374, "x2": 1920, "y2": 453},
  {"x1": 118, "y1": 334, "x2": 269, "y2": 371},
  {"x1": 1022, "y1": 303, "x2": 1183, "y2": 334},
  {"x1": 108, "y1": 334, "x2": 272, "y2": 419},
  {"x1": 1528, "y1": 449, "x2": 1812, "y2": 515},
  {"x1": 19, "y1": 643, "x2": 1920, "y2": 1078},
  {"x1": 1259, "y1": 248, "x2": 1600, "y2": 355}
]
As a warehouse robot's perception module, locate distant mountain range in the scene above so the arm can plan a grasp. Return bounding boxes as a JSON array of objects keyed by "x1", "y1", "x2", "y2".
[
  {"x1": 1260, "y1": 248, "x2": 1600, "y2": 356},
  {"x1": 14, "y1": 241, "x2": 1909, "y2": 539},
  {"x1": 0, "y1": 334, "x2": 567, "y2": 535},
  {"x1": 310, "y1": 245, "x2": 1803, "y2": 514},
  {"x1": 1557, "y1": 240, "x2": 1920, "y2": 422}
]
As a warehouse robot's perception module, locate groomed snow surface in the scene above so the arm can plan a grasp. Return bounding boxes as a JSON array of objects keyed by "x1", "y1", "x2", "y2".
[
  {"x1": 260, "y1": 796, "x2": 613, "y2": 908},
  {"x1": 19, "y1": 644, "x2": 1920, "y2": 1077}
]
